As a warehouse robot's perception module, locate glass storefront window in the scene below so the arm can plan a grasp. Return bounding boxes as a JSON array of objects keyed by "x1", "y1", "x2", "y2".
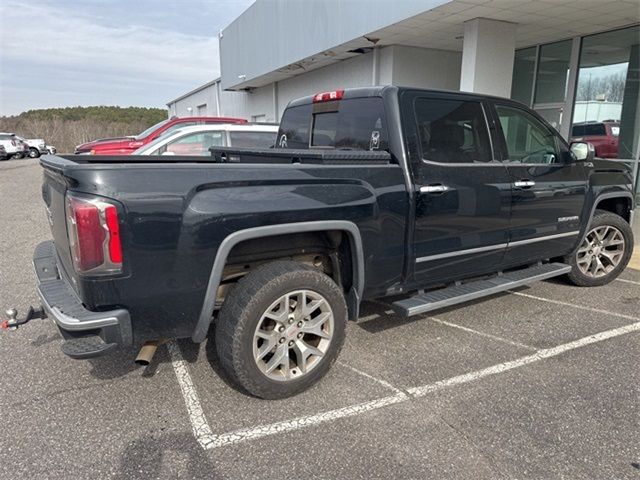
[
  {"x1": 511, "y1": 47, "x2": 536, "y2": 105},
  {"x1": 571, "y1": 25, "x2": 640, "y2": 203},
  {"x1": 511, "y1": 26, "x2": 640, "y2": 207},
  {"x1": 534, "y1": 40, "x2": 573, "y2": 104}
]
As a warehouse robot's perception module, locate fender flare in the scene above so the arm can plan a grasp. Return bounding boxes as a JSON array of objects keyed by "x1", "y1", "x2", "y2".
[
  {"x1": 192, "y1": 220, "x2": 365, "y2": 342},
  {"x1": 577, "y1": 191, "x2": 635, "y2": 246}
]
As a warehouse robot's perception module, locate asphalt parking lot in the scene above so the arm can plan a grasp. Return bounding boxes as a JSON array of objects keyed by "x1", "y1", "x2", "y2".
[{"x1": 1, "y1": 157, "x2": 639, "y2": 479}]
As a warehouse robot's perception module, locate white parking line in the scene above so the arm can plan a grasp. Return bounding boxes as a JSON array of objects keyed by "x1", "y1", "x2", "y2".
[
  {"x1": 408, "y1": 320, "x2": 640, "y2": 397},
  {"x1": 616, "y1": 278, "x2": 640, "y2": 286},
  {"x1": 429, "y1": 317, "x2": 538, "y2": 351},
  {"x1": 166, "y1": 342, "x2": 216, "y2": 450},
  {"x1": 337, "y1": 361, "x2": 406, "y2": 394},
  {"x1": 508, "y1": 290, "x2": 640, "y2": 322},
  {"x1": 169, "y1": 321, "x2": 640, "y2": 451}
]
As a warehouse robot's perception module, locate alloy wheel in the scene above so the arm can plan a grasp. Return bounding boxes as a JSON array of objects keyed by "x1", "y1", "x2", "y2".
[
  {"x1": 576, "y1": 225, "x2": 625, "y2": 278},
  {"x1": 252, "y1": 289, "x2": 334, "y2": 382}
]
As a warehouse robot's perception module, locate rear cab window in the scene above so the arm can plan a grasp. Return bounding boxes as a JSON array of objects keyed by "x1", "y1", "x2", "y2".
[
  {"x1": 277, "y1": 96, "x2": 389, "y2": 151},
  {"x1": 572, "y1": 123, "x2": 606, "y2": 136}
]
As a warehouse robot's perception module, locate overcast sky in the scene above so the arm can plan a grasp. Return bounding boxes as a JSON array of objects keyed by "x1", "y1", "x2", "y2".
[{"x1": 0, "y1": 0, "x2": 254, "y2": 115}]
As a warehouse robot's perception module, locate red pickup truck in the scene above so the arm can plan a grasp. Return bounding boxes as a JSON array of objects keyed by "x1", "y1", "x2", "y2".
[
  {"x1": 570, "y1": 121, "x2": 619, "y2": 159},
  {"x1": 74, "y1": 116, "x2": 247, "y2": 155}
]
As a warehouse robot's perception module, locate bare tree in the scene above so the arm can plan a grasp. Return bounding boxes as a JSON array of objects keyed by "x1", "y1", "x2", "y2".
[{"x1": 576, "y1": 71, "x2": 627, "y2": 103}]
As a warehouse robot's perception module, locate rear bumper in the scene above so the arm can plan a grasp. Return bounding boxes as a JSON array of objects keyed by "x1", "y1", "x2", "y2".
[{"x1": 34, "y1": 241, "x2": 133, "y2": 357}]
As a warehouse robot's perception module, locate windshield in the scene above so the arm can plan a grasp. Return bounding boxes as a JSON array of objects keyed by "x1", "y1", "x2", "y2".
[
  {"x1": 132, "y1": 127, "x2": 189, "y2": 154},
  {"x1": 135, "y1": 119, "x2": 172, "y2": 140},
  {"x1": 133, "y1": 129, "x2": 226, "y2": 155}
]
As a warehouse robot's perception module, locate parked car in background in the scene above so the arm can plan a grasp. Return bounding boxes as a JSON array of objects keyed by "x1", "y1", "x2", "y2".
[
  {"x1": 0, "y1": 133, "x2": 27, "y2": 159},
  {"x1": 74, "y1": 116, "x2": 248, "y2": 155},
  {"x1": 571, "y1": 120, "x2": 619, "y2": 159},
  {"x1": 133, "y1": 124, "x2": 278, "y2": 156},
  {"x1": 24, "y1": 138, "x2": 48, "y2": 158},
  {"x1": 0, "y1": 144, "x2": 7, "y2": 160},
  {"x1": 15, "y1": 136, "x2": 30, "y2": 159}
]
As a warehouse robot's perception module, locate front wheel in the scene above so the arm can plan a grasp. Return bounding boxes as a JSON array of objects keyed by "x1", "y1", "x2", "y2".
[
  {"x1": 28, "y1": 148, "x2": 40, "y2": 158},
  {"x1": 566, "y1": 210, "x2": 634, "y2": 287},
  {"x1": 215, "y1": 261, "x2": 347, "y2": 399}
]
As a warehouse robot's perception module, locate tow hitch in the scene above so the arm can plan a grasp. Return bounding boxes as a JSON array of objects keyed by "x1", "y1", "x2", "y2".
[{"x1": 1, "y1": 306, "x2": 47, "y2": 330}]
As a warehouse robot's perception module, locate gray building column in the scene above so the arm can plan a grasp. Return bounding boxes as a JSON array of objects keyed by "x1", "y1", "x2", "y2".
[{"x1": 460, "y1": 18, "x2": 517, "y2": 97}]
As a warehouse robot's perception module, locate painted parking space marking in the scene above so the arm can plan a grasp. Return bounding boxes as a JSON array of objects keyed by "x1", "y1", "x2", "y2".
[
  {"x1": 616, "y1": 278, "x2": 640, "y2": 286},
  {"x1": 508, "y1": 290, "x2": 640, "y2": 322},
  {"x1": 336, "y1": 360, "x2": 406, "y2": 394},
  {"x1": 169, "y1": 320, "x2": 640, "y2": 450},
  {"x1": 429, "y1": 317, "x2": 538, "y2": 352},
  {"x1": 166, "y1": 342, "x2": 216, "y2": 450}
]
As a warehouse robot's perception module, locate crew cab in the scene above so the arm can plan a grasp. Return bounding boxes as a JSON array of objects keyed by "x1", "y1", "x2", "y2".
[
  {"x1": 10, "y1": 87, "x2": 635, "y2": 399},
  {"x1": 74, "y1": 116, "x2": 247, "y2": 155}
]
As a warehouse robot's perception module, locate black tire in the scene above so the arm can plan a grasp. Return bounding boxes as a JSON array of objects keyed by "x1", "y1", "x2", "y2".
[
  {"x1": 565, "y1": 209, "x2": 634, "y2": 287},
  {"x1": 215, "y1": 260, "x2": 347, "y2": 399},
  {"x1": 12, "y1": 153, "x2": 24, "y2": 159},
  {"x1": 28, "y1": 148, "x2": 40, "y2": 158}
]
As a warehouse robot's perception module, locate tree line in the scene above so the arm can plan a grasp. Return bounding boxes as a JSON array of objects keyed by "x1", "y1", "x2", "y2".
[
  {"x1": 575, "y1": 71, "x2": 626, "y2": 104},
  {"x1": 0, "y1": 106, "x2": 168, "y2": 153}
]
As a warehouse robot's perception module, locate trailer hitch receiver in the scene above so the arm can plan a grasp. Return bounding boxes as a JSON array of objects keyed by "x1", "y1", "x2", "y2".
[{"x1": 1, "y1": 306, "x2": 47, "y2": 330}]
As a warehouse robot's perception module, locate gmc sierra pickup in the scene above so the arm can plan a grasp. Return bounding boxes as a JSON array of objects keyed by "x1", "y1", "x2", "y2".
[{"x1": 7, "y1": 86, "x2": 635, "y2": 399}]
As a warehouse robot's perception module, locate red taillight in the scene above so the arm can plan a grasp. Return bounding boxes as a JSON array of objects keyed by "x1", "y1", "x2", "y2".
[
  {"x1": 104, "y1": 205, "x2": 122, "y2": 263},
  {"x1": 66, "y1": 195, "x2": 122, "y2": 275},
  {"x1": 312, "y1": 89, "x2": 344, "y2": 103}
]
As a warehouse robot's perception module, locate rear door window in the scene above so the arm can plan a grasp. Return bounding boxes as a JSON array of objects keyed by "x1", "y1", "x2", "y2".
[
  {"x1": 414, "y1": 98, "x2": 493, "y2": 164},
  {"x1": 277, "y1": 97, "x2": 388, "y2": 151},
  {"x1": 229, "y1": 131, "x2": 277, "y2": 148}
]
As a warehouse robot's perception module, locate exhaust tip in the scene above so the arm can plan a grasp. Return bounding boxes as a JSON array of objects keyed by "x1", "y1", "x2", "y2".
[{"x1": 135, "y1": 340, "x2": 165, "y2": 366}]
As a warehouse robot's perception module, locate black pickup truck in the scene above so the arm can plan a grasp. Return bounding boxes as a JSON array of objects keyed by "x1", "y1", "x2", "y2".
[{"x1": 11, "y1": 86, "x2": 636, "y2": 399}]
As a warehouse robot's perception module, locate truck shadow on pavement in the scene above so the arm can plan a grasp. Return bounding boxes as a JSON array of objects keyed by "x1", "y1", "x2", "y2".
[{"x1": 114, "y1": 432, "x2": 219, "y2": 480}]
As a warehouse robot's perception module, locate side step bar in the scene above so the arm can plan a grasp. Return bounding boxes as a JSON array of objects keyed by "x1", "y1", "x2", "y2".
[{"x1": 392, "y1": 262, "x2": 571, "y2": 317}]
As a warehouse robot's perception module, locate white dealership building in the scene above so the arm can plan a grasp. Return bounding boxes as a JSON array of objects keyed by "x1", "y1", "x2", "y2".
[{"x1": 167, "y1": 0, "x2": 639, "y2": 205}]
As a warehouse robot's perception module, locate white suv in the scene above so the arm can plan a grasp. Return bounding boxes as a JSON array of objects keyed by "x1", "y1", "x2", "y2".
[{"x1": 0, "y1": 133, "x2": 28, "y2": 159}]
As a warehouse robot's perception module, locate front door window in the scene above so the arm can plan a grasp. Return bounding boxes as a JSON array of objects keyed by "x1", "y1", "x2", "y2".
[{"x1": 496, "y1": 105, "x2": 560, "y2": 164}]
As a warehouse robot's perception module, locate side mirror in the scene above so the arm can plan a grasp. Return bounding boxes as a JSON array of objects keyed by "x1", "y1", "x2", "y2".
[{"x1": 570, "y1": 142, "x2": 595, "y2": 162}]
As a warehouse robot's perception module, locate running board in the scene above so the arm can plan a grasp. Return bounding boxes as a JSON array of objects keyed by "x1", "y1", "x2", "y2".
[{"x1": 392, "y1": 263, "x2": 571, "y2": 317}]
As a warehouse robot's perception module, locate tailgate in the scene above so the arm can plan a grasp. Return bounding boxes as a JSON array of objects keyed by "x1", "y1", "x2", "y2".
[{"x1": 40, "y1": 159, "x2": 76, "y2": 286}]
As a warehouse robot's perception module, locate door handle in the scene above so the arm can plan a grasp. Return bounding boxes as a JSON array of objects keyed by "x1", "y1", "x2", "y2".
[
  {"x1": 420, "y1": 184, "x2": 450, "y2": 194},
  {"x1": 514, "y1": 180, "x2": 535, "y2": 188}
]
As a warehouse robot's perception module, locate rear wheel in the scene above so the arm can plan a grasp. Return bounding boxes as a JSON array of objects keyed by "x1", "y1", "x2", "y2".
[
  {"x1": 215, "y1": 261, "x2": 347, "y2": 399},
  {"x1": 12, "y1": 152, "x2": 24, "y2": 159},
  {"x1": 566, "y1": 210, "x2": 634, "y2": 287}
]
